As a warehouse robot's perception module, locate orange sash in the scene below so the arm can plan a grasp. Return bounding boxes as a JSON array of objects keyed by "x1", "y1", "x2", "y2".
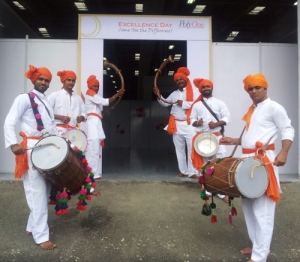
[
  {"x1": 166, "y1": 115, "x2": 177, "y2": 135},
  {"x1": 15, "y1": 132, "x2": 40, "y2": 179},
  {"x1": 88, "y1": 113, "x2": 102, "y2": 120},
  {"x1": 242, "y1": 142, "x2": 279, "y2": 203}
]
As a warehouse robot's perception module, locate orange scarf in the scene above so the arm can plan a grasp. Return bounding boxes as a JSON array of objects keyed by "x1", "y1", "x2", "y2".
[
  {"x1": 166, "y1": 115, "x2": 177, "y2": 135},
  {"x1": 15, "y1": 132, "x2": 40, "y2": 179},
  {"x1": 191, "y1": 132, "x2": 204, "y2": 171},
  {"x1": 185, "y1": 94, "x2": 203, "y2": 125},
  {"x1": 86, "y1": 89, "x2": 97, "y2": 96},
  {"x1": 242, "y1": 105, "x2": 255, "y2": 130},
  {"x1": 242, "y1": 142, "x2": 279, "y2": 203},
  {"x1": 88, "y1": 112, "x2": 102, "y2": 120}
]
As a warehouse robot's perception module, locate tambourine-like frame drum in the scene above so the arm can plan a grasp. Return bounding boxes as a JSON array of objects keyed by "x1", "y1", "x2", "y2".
[
  {"x1": 31, "y1": 136, "x2": 88, "y2": 194},
  {"x1": 202, "y1": 157, "x2": 269, "y2": 198},
  {"x1": 194, "y1": 133, "x2": 220, "y2": 157},
  {"x1": 64, "y1": 129, "x2": 88, "y2": 152}
]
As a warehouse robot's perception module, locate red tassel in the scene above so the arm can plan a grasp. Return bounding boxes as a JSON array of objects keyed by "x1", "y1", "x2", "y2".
[
  {"x1": 91, "y1": 182, "x2": 96, "y2": 188},
  {"x1": 231, "y1": 207, "x2": 237, "y2": 216},
  {"x1": 62, "y1": 209, "x2": 68, "y2": 215},
  {"x1": 87, "y1": 195, "x2": 92, "y2": 200},
  {"x1": 211, "y1": 211, "x2": 217, "y2": 223},
  {"x1": 56, "y1": 209, "x2": 63, "y2": 216},
  {"x1": 48, "y1": 200, "x2": 56, "y2": 205},
  {"x1": 229, "y1": 213, "x2": 232, "y2": 224}
]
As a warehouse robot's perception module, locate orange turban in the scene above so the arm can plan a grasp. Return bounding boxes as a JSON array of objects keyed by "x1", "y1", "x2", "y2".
[
  {"x1": 87, "y1": 75, "x2": 99, "y2": 89},
  {"x1": 243, "y1": 73, "x2": 268, "y2": 91},
  {"x1": 57, "y1": 70, "x2": 77, "y2": 83},
  {"x1": 193, "y1": 78, "x2": 213, "y2": 91},
  {"x1": 25, "y1": 65, "x2": 52, "y2": 83},
  {"x1": 173, "y1": 67, "x2": 193, "y2": 102}
]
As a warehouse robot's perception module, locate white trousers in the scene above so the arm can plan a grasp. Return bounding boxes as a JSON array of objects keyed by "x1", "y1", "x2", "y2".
[
  {"x1": 172, "y1": 122, "x2": 198, "y2": 176},
  {"x1": 23, "y1": 146, "x2": 51, "y2": 244},
  {"x1": 242, "y1": 195, "x2": 276, "y2": 262},
  {"x1": 86, "y1": 139, "x2": 102, "y2": 178}
]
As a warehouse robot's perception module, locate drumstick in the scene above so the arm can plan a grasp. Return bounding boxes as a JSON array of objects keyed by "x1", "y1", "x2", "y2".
[{"x1": 26, "y1": 143, "x2": 60, "y2": 150}]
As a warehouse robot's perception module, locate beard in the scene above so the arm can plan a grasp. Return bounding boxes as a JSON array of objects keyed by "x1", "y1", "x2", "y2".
[{"x1": 202, "y1": 90, "x2": 212, "y2": 97}]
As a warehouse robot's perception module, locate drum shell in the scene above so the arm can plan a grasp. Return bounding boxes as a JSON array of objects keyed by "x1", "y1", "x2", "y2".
[
  {"x1": 31, "y1": 137, "x2": 88, "y2": 194},
  {"x1": 203, "y1": 157, "x2": 268, "y2": 198}
]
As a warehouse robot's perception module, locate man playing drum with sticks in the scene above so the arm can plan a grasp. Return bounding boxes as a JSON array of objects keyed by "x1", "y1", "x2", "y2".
[
  {"x1": 220, "y1": 73, "x2": 294, "y2": 262},
  {"x1": 190, "y1": 78, "x2": 230, "y2": 203},
  {"x1": 153, "y1": 67, "x2": 199, "y2": 179},
  {"x1": 4, "y1": 65, "x2": 58, "y2": 250}
]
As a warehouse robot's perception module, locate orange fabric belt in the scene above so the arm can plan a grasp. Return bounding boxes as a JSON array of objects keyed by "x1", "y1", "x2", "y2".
[
  {"x1": 88, "y1": 113, "x2": 102, "y2": 120},
  {"x1": 167, "y1": 115, "x2": 176, "y2": 135},
  {"x1": 56, "y1": 123, "x2": 78, "y2": 129},
  {"x1": 242, "y1": 142, "x2": 279, "y2": 203},
  {"x1": 15, "y1": 132, "x2": 40, "y2": 179}
]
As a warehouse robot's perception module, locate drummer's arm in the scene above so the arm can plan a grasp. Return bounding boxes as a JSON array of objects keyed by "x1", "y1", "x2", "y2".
[
  {"x1": 54, "y1": 114, "x2": 70, "y2": 124},
  {"x1": 219, "y1": 137, "x2": 240, "y2": 145},
  {"x1": 273, "y1": 139, "x2": 292, "y2": 166}
]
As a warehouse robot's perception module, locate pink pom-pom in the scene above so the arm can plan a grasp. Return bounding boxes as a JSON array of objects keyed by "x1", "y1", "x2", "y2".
[
  {"x1": 198, "y1": 176, "x2": 205, "y2": 184},
  {"x1": 79, "y1": 189, "x2": 87, "y2": 195},
  {"x1": 86, "y1": 166, "x2": 92, "y2": 172},
  {"x1": 60, "y1": 191, "x2": 68, "y2": 198},
  {"x1": 35, "y1": 113, "x2": 41, "y2": 119},
  {"x1": 206, "y1": 167, "x2": 214, "y2": 175},
  {"x1": 32, "y1": 102, "x2": 38, "y2": 108},
  {"x1": 29, "y1": 92, "x2": 35, "y2": 98},
  {"x1": 37, "y1": 125, "x2": 43, "y2": 131},
  {"x1": 85, "y1": 177, "x2": 91, "y2": 183},
  {"x1": 73, "y1": 147, "x2": 79, "y2": 152}
]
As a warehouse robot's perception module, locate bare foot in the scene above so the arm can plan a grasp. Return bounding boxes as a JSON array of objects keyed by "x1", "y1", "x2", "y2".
[
  {"x1": 247, "y1": 260, "x2": 255, "y2": 262},
  {"x1": 95, "y1": 177, "x2": 102, "y2": 181},
  {"x1": 189, "y1": 174, "x2": 198, "y2": 179},
  {"x1": 39, "y1": 240, "x2": 56, "y2": 250},
  {"x1": 176, "y1": 173, "x2": 188, "y2": 178},
  {"x1": 91, "y1": 191, "x2": 101, "y2": 196},
  {"x1": 222, "y1": 196, "x2": 229, "y2": 203},
  {"x1": 240, "y1": 247, "x2": 252, "y2": 255}
]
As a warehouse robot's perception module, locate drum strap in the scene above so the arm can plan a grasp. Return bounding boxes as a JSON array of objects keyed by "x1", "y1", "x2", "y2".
[
  {"x1": 56, "y1": 123, "x2": 78, "y2": 129},
  {"x1": 15, "y1": 132, "x2": 40, "y2": 179},
  {"x1": 201, "y1": 99, "x2": 225, "y2": 135},
  {"x1": 87, "y1": 113, "x2": 102, "y2": 120}
]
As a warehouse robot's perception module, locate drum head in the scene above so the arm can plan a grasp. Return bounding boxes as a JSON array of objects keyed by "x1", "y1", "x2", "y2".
[
  {"x1": 194, "y1": 133, "x2": 219, "y2": 157},
  {"x1": 235, "y1": 158, "x2": 269, "y2": 199},
  {"x1": 64, "y1": 129, "x2": 87, "y2": 151},
  {"x1": 31, "y1": 136, "x2": 69, "y2": 171}
]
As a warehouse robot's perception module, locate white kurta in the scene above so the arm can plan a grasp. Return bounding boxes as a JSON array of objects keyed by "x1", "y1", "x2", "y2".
[
  {"x1": 190, "y1": 96, "x2": 230, "y2": 155},
  {"x1": 4, "y1": 89, "x2": 58, "y2": 245},
  {"x1": 47, "y1": 89, "x2": 86, "y2": 134},
  {"x1": 85, "y1": 94, "x2": 109, "y2": 178},
  {"x1": 158, "y1": 87, "x2": 200, "y2": 176},
  {"x1": 240, "y1": 98, "x2": 294, "y2": 262}
]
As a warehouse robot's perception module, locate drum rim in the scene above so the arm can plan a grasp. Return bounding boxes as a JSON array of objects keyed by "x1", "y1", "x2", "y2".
[
  {"x1": 64, "y1": 129, "x2": 88, "y2": 151},
  {"x1": 194, "y1": 133, "x2": 219, "y2": 157},
  {"x1": 31, "y1": 136, "x2": 70, "y2": 171}
]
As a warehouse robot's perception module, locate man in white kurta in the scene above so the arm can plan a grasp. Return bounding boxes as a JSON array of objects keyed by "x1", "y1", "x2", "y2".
[
  {"x1": 47, "y1": 70, "x2": 86, "y2": 139},
  {"x1": 220, "y1": 74, "x2": 294, "y2": 262},
  {"x1": 85, "y1": 75, "x2": 125, "y2": 179},
  {"x1": 190, "y1": 78, "x2": 230, "y2": 201},
  {"x1": 4, "y1": 65, "x2": 58, "y2": 250},
  {"x1": 153, "y1": 67, "x2": 199, "y2": 178}
]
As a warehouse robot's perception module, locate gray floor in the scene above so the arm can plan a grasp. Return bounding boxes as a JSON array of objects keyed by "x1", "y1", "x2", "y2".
[{"x1": 0, "y1": 148, "x2": 299, "y2": 182}]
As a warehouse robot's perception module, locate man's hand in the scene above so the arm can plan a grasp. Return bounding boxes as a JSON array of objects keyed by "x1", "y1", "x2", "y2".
[
  {"x1": 76, "y1": 115, "x2": 85, "y2": 123},
  {"x1": 273, "y1": 151, "x2": 288, "y2": 166},
  {"x1": 176, "y1": 100, "x2": 183, "y2": 106},
  {"x1": 61, "y1": 116, "x2": 71, "y2": 124},
  {"x1": 117, "y1": 89, "x2": 125, "y2": 96},
  {"x1": 11, "y1": 144, "x2": 26, "y2": 155},
  {"x1": 219, "y1": 137, "x2": 239, "y2": 145},
  {"x1": 208, "y1": 121, "x2": 218, "y2": 129}
]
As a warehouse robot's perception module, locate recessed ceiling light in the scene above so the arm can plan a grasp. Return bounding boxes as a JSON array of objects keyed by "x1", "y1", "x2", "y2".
[
  {"x1": 187, "y1": 0, "x2": 195, "y2": 4},
  {"x1": 103, "y1": 70, "x2": 107, "y2": 75},
  {"x1": 110, "y1": 75, "x2": 113, "y2": 78},
  {"x1": 0, "y1": 23, "x2": 4, "y2": 28},
  {"x1": 294, "y1": 2, "x2": 297, "y2": 5},
  {"x1": 75, "y1": 2, "x2": 88, "y2": 11},
  {"x1": 168, "y1": 45, "x2": 174, "y2": 50},
  {"x1": 248, "y1": 6, "x2": 265, "y2": 15},
  {"x1": 135, "y1": 70, "x2": 139, "y2": 76},
  {"x1": 103, "y1": 57, "x2": 107, "y2": 61},
  {"x1": 135, "y1": 4, "x2": 143, "y2": 12},
  {"x1": 193, "y1": 5, "x2": 206, "y2": 13},
  {"x1": 226, "y1": 31, "x2": 239, "y2": 41},
  {"x1": 168, "y1": 71, "x2": 174, "y2": 76},
  {"x1": 13, "y1": 1, "x2": 26, "y2": 10}
]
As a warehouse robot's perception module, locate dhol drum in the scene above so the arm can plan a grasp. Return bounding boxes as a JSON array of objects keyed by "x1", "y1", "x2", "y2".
[
  {"x1": 31, "y1": 136, "x2": 88, "y2": 194},
  {"x1": 194, "y1": 133, "x2": 220, "y2": 157},
  {"x1": 64, "y1": 129, "x2": 88, "y2": 152},
  {"x1": 202, "y1": 157, "x2": 269, "y2": 198}
]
